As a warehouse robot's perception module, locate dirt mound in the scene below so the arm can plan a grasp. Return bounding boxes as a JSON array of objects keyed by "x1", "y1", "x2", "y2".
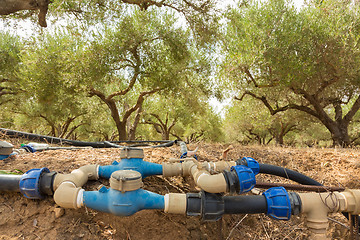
[{"x1": 0, "y1": 140, "x2": 359, "y2": 239}]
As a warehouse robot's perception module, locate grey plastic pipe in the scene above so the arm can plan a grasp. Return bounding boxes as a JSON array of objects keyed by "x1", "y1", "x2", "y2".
[{"x1": 0, "y1": 174, "x2": 21, "y2": 192}]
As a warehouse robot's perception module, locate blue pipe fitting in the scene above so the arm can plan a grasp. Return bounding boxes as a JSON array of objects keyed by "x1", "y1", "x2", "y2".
[
  {"x1": 83, "y1": 187, "x2": 164, "y2": 216},
  {"x1": 19, "y1": 167, "x2": 50, "y2": 199},
  {"x1": 21, "y1": 144, "x2": 36, "y2": 153},
  {"x1": 237, "y1": 157, "x2": 259, "y2": 175},
  {"x1": 180, "y1": 152, "x2": 187, "y2": 159},
  {"x1": 230, "y1": 165, "x2": 256, "y2": 194},
  {"x1": 98, "y1": 159, "x2": 163, "y2": 179},
  {"x1": 0, "y1": 155, "x2": 9, "y2": 160},
  {"x1": 179, "y1": 152, "x2": 197, "y2": 161},
  {"x1": 263, "y1": 187, "x2": 291, "y2": 220}
]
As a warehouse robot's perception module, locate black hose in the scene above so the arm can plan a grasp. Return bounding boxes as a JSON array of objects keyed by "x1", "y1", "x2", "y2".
[
  {"x1": 224, "y1": 195, "x2": 267, "y2": 214},
  {"x1": 104, "y1": 140, "x2": 175, "y2": 149},
  {"x1": 111, "y1": 140, "x2": 172, "y2": 144},
  {"x1": 259, "y1": 163, "x2": 322, "y2": 186},
  {"x1": 0, "y1": 174, "x2": 21, "y2": 192},
  {"x1": 0, "y1": 128, "x2": 107, "y2": 148},
  {"x1": 0, "y1": 128, "x2": 174, "y2": 149}
]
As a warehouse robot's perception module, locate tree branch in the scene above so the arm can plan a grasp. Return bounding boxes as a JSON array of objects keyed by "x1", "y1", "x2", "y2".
[
  {"x1": 122, "y1": 88, "x2": 162, "y2": 122},
  {"x1": 343, "y1": 95, "x2": 360, "y2": 125},
  {"x1": 235, "y1": 91, "x2": 289, "y2": 115},
  {"x1": 236, "y1": 90, "x2": 320, "y2": 118},
  {"x1": 315, "y1": 77, "x2": 339, "y2": 97}
]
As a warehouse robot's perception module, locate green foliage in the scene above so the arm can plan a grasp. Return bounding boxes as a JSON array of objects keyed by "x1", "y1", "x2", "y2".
[
  {"x1": 224, "y1": 96, "x2": 330, "y2": 146},
  {"x1": 224, "y1": 0, "x2": 360, "y2": 92},
  {"x1": 0, "y1": 32, "x2": 21, "y2": 79},
  {"x1": 143, "y1": 89, "x2": 223, "y2": 142},
  {"x1": 223, "y1": 0, "x2": 360, "y2": 146},
  {"x1": 81, "y1": 9, "x2": 193, "y2": 90},
  {"x1": 14, "y1": 32, "x2": 90, "y2": 137},
  {"x1": 224, "y1": 99, "x2": 271, "y2": 144}
]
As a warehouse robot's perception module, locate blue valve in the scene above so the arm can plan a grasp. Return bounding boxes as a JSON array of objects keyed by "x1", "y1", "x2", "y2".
[
  {"x1": 263, "y1": 187, "x2": 291, "y2": 220},
  {"x1": 230, "y1": 165, "x2": 256, "y2": 194},
  {"x1": 19, "y1": 167, "x2": 50, "y2": 199}
]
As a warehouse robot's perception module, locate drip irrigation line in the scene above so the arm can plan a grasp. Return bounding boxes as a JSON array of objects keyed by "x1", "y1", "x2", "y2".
[
  {"x1": 103, "y1": 141, "x2": 175, "y2": 149},
  {"x1": 111, "y1": 140, "x2": 172, "y2": 144},
  {"x1": 0, "y1": 128, "x2": 174, "y2": 148}
]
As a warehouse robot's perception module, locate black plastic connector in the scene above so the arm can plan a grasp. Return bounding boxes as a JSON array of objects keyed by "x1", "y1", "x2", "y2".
[
  {"x1": 289, "y1": 192, "x2": 302, "y2": 216},
  {"x1": 39, "y1": 171, "x2": 57, "y2": 196},
  {"x1": 222, "y1": 170, "x2": 239, "y2": 194},
  {"x1": 186, "y1": 191, "x2": 224, "y2": 221}
]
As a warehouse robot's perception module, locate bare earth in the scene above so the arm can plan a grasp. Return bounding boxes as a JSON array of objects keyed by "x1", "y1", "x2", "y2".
[{"x1": 1, "y1": 139, "x2": 359, "y2": 239}]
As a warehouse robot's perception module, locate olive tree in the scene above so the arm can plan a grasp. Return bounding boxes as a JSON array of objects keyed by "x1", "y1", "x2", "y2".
[{"x1": 224, "y1": 0, "x2": 360, "y2": 147}]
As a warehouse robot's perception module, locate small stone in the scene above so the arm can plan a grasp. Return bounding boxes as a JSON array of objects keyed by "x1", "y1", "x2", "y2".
[
  {"x1": 32, "y1": 219, "x2": 37, "y2": 227},
  {"x1": 54, "y1": 207, "x2": 65, "y2": 218}
]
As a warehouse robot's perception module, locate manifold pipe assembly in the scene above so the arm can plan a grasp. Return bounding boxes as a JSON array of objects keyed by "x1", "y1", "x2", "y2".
[
  {"x1": 10, "y1": 165, "x2": 360, "y2": 240},
  {"x1": 4, "y1": 146, "x2": 360, "y2": 239}
]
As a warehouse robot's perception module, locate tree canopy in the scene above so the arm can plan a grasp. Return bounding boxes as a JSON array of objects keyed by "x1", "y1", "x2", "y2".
[
  {"x1": 224, "y1": 0, "x2": 360, "y2": 146},
  {"x1": 1, "y1": 0, "x2": 360, "y2": 147}
]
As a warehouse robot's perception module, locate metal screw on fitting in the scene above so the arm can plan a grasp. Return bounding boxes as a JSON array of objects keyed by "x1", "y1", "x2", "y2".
[
  {"x1": 120, "y1": 148, "x2": 144, "y2": 159},
  {"x1": 110, "y1": 170, "x2": 143, "y2": 193}
]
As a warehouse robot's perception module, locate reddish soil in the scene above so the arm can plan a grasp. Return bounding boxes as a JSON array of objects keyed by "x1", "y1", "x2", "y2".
[{"x1": 1, "y1": 139, "x2": 360, "y2": 239}]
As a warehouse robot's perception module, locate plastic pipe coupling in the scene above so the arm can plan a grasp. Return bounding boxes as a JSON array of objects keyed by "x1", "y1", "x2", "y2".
[
  {"x1": 223, "y1": 165, "x2": 256, "y2": 194},
  {"x1": 19, "y1": 167, "x2": 56, "y2": 199},
  {"x1": 83, "y1": 170, "x2": 164, "y2": 216},
  {"x1": 98, "y1": 148, "x2": 162, "y2": 179},
  {"x1": 236, "y1": 157, "x2": 260, "y2": 175},
  {"x1": 262, "y1": 187, "x2": 301, "y2": 220}
]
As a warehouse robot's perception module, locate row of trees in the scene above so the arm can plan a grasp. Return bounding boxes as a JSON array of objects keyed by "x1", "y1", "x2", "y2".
[
  {"x1": 0, "y1": 9, "x2": 224, "y2": 142},
  {"x1": 1, "y1": 0, "x2": 360, "y2": 147}
]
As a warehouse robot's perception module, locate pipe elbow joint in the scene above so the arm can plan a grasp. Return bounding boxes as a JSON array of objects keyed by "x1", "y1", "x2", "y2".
[
  {"x1": 195, "y1": 171, "x2": 227, "y2": 193},
  {"x1": 54, "y1": 182, "x2": 83, "y2": 209},
  {"x1": 53, "y1": 164, "x2": 98, "y2": 190}
]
